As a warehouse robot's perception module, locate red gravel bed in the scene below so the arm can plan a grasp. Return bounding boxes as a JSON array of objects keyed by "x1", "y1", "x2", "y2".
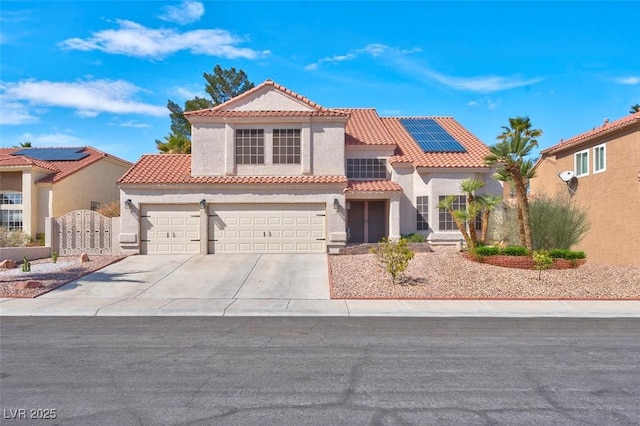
[
  {"x1": 0, "y1": 256, "x2": 125, "y2": 298},
  {"x1": 329, "y1": 251, "x2": 640, "y2": 300}
]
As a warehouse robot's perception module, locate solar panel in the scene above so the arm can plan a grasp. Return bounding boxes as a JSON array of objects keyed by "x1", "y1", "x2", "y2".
[
  {"x1": 400, "y1": 118, "x2": 466, "y2": 153},
  {"x1": 11, "y1": 147, "x2": 89, "y2": 161}
]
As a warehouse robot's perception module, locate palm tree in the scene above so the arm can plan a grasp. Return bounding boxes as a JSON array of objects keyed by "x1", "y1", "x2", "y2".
[
  {"x1": 459, "y1": 178, "x2": 485, "y2": 250},
  {"x1": 492, "y1": 159, "x2": 536, "y2": 247},
  {"x1": 485, "y1": 116, "x2": 542, "y2": 251},
  {"x1": 12, "y1": 141, "x2": 32, "y2": 148},
  {"x1": 437, "y1": 195, "x2": 471, "y2": 248},
  {"x1": 630, "y1": 104, "x2": 640, "y2": 114},
  {"x1": 156, "y1": 133, "x2": 191, "y2": 154},
  {"x1": 477, "y1": 194, "x2": 503, "y2": 244}
]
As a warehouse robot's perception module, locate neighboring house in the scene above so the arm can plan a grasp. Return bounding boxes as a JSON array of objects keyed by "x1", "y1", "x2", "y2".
[
  {"x1": 0, "y1": 146, "x2": 132, "y2": 239},
  {"x1": 530, "y1": 112, "x2": 640, "y2": 265},
  {"x1": 118, "y1": 80, "x2": 501, "y2": 255}
]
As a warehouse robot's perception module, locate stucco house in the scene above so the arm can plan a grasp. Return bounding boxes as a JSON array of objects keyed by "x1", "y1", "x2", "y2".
[
  {"x1": 0, "y1": 146, "x2": 132, "y2": 239},
  {"x1": 530, "y1": 112, "x2": 640, "y2": 265},
  {"x1": 118, "y1": 80, "x2": 501, "y2": 255}
]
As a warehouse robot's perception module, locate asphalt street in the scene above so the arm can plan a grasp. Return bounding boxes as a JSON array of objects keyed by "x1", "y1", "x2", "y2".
[{"x1": 1, "y1": 317, "x2": 639, "y2": 425}]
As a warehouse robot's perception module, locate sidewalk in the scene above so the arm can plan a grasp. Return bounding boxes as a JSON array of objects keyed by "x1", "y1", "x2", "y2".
[{"x1": 1, "y1": 297, "x2": 639, "y2": 317}]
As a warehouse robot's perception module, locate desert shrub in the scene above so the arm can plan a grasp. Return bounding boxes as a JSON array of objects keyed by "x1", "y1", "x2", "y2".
[
  {"x1": 96, "y1": 201, "x2": 120, "y2": 218},
  {"x1": 529, "y1": 194, "x2": 590, "y2": 250},
  {"x1": 401, "y1": 233, "x2": 426, "y2": 243},
  {"x1": 532, "y1": 250, "x2": 553, "y2": 280},
  {"x1": 474, "y1": 246, "x2": 501, "y2": 256},
  {"x1": 370, "y1": 238, "x2": 415, "y2": 285},
  {"x1": 548, "y1": 249, "x2": 586, "y2": 260},
  {"x1": 0, "y1": 228, "x2": 30, "y2": 247},
  {"x1": 502, "y1": 245, "x2": 529, "y2": 256}
]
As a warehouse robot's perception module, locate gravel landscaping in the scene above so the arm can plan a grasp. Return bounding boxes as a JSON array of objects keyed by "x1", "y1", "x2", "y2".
[
  {"x1": 329, "y1": 248, "x2": 640, "y2": 300},
  {"x1": 0, "y1": 256, "x2": 124, "y2": 298}
]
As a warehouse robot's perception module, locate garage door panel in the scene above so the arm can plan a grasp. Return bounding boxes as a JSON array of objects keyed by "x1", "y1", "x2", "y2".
[
  {"x1": 141, "y1": 205, "x2": 200, "y2": 255},
  {"x1": 208, "y1": 204, "x2": 326, "y2": 254}
]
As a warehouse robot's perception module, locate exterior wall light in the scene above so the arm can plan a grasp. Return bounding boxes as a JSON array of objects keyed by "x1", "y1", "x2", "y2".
[
  {"x1": 124, "y1": 199, "x2": 132, "y2": 209},
  {"x1": 199, "y1": 199, "x2": 207, "y2": 209},
  {"x1": 333, "y1": 198, "x2": 340, "y2": 210}
]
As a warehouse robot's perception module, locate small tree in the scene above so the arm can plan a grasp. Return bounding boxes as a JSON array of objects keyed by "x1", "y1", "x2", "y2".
[
  {"x1": 630, "y1": 104, "x2": 640, "y2": 114},
  {"x1": 532, "y1": 250, "x2": 553, "y2": 280},
  {"x1": 370, "y1": 238, "x2": 414, "y2": 285},
  {"x1": 437, "y1": 195, "x2": 471, "y2": 248},
  {"x1": 477, "y1": 194, "x2": 502, "y2": 243}
]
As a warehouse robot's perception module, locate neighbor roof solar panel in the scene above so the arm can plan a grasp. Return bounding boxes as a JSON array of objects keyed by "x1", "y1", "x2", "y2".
[
  {"x1": 400, "y1": 118, "x2": 466, "y2": 153},
  {"x1": 12, "y1": 147, "x2": 89, "y2": 161}
]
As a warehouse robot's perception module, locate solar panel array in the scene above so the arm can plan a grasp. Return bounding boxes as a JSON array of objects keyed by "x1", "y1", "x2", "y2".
[
  {"x1": 400, "y1": 118, "x2": 466, "y2": 153},
  {"x1": 12, "y1": 147, "x2": 89, "y2": 161}
]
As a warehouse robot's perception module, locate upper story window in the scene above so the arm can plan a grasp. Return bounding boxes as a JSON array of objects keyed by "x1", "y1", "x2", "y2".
[
  {"x1": 273, "y1": 129, "x2": 301, "y2": 164},
  {"x1": 416, "y1": 196, "x2": 429, "y2": 231},
  {"x1": 0, "y1": 193, "x2": 22, "y2": 205},
  {"x1": 593, "y1": 143, "x2": 606, "y2": 174},
  {"x1": 235, "y1": 129, "x2": 265, "y2": 165},
  {"x1": 575, "y1": 149, "x2": 589, "y2": 177},
  {"x1": 346, "y1": 158, "x2": 387, "y2": 180}
]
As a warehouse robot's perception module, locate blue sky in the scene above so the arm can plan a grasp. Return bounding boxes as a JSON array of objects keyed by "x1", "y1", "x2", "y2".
[{"x1": 1, "y1": 1, "x2": 639, "y2": 163}]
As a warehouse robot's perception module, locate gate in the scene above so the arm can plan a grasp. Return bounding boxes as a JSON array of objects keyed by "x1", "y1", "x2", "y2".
[{"x1": 54, "y1": 210, "x2": 113, "y2": 255}]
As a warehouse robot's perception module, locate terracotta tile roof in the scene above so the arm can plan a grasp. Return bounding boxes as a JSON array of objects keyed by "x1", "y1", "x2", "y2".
[
  {"x1": 185, "y1": 79, "x2": 349, "y2": 118},
  {"x1": 345, "y1": 180, "x2": 403, "y2": 193},
  {"x1": 382, "y1": 117, "x2": 490, "y2": 168},
  {"x1": 541, "y1": 112, "x2": 640, "y2": 156},
  {"x1": 338, "y1": 108, "x2": 396, "y2": 146},
  {"x1": 119, "y1": 154, "x2": 348, "y2": 185},
  {"x1": 184, "y1": 109, "x2": 348, "y2": 118},
  {"x1": 0, "y1": 147, "x2": 131, "y2": 183}
]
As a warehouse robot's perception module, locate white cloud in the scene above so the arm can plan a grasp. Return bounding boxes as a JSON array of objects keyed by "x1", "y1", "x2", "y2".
[
  {"x1": 109, "y1": 120, "x2": 151, "y2": 129},
  {"x1": 466, "y1": 98, "x2": 501, "y2": 110},
  {"x1": 19, "y1": 132, "x2": 86, "y2": 146},
  {"x1": 614, "y1": 76, "x2": 640, "y2": 85},
  {"x1": 307, "y1": 43, "x2": 541, "y2": 93},
  {"x1": 466, "y1": 101, "x2": 479, "y2": 107},
  {"x1": 159, "y1": 0, "x2": 205, "y2": 25},
  {"x1": 173, "y1": 86, "x2": 203, "y2": 100},
  {"x1": 0, "y1": 100, "x2": 39, "y2": 125},
  {"x1": 1, "y1": 78, "x2": 167, "y2": 118},
  {"x1": 59, "y1": 20, "x2": 269, "y2": 60}
]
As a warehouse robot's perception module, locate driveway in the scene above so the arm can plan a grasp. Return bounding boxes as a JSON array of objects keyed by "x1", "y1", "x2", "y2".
[{"x1": 40, "y1": 254, "x2": 330, "y2": 300}]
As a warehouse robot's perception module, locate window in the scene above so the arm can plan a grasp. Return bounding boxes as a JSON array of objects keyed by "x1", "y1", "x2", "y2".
[
  {"x1": 416, "y1": 196, "x2": 429, "y2": 231},
  {"x1": 438, "y1": 195, "x2": 465, "y2": 231},
  {"x1": 0, "y1": 210, "x2": 22, "y2": 231},
  {"x1": 273, "y1": 129, "x2": 301, "y2": 164},
  {"x1": 235, "y1": 129, "x2": 265, "y2": 165},
  {"x1": 346, "y1": 158, "x2": 387, "y2": 180},
  {"x1": 90, "y1": 201, "x2": 101, "y2": 211},
  {"x1": 593, "y1": 144, "x2": 606, "y2": 173},
  {"x1": 575, "y1": 149, "x2": 589, "y2": 177},
  {"x1": 0, "y1": 193, "x2": 22, "y2": 205}
]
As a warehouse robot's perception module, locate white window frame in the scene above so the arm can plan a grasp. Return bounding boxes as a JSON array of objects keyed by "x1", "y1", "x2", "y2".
[
  {"x1": 593, "y1": 143, "x2": 606, "y2": 174},
  {"x1": 574, "y1": 149, "x2": 589, "y2": 177}
]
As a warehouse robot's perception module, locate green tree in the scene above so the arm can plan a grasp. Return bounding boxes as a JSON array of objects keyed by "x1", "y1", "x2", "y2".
[
  {"x1": 485, "y1": 116, "x2": 542, "y2": 251},
  {"x1": 437, "y1": 195, "x2": 471, "y2": 248},
  {"x1": 157, "y1": 65, "x2": 255, "y2": 152},
  {"x1": 156, "y1": 133, "x2": 192, "y2": 154},
  {"x1": 630, "y1": 104, "x2": 640, "y2": 114},
  {"x1": 12, "y1": 141, "x2": 32, "y2": 148},
  {"x1": 459, "y1": 178, "x2": 485, "y2": 250}
]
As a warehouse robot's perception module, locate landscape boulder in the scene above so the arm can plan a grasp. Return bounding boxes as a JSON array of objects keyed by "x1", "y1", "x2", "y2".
[
  {"x1": 79, "y1": 253, "x2": 90, "y2": 262},
  {"x1": 0, "y1": 259, "x2": 17, "y2": 269},
  {"x1": 13, "y1": 281, "x2": 44, "y2": 290}
]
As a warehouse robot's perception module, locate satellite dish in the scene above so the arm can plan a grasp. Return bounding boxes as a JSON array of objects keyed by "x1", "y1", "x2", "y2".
[
  {"x1": 558, "y1": 170, "x2": 575, "y2": 182},
  {"x1": 567, "y1": 176, "x2": 578, "y2": 195}
]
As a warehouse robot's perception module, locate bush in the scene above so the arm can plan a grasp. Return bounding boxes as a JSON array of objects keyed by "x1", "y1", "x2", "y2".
[
  {"x1": 502, "y1": 246, "x2": 529, "y2": 256},
  {"x1": 529, "y1": 194, "x2": 590, "y2": 250},
  {"x1": 96, "y1": 201, "x2": 120, "y2": 218},
  {"x1": 548, "y1": 249, "x2": 586, "y2": 260},
  {"x1": 370, "y1": 238, "x2": 415, "y2": 285},
  {"x1": 0, "y1": 228, "x2": 30, "y2": 247},
  {"x1": 474, "y1": 246, "x2": 501, "y2": 256},
  {"x1": 532, "y1": 250, "x2": 553, "y2": 280},
  {"x1": 400, "y1": 233, "x2": 426, "y2": 243}
]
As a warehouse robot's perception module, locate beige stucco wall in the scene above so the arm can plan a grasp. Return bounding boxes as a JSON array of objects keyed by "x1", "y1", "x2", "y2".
[
  {"x1": 118, "y1": 184, "x2": 347, "y2": 255},
  {"x1": 0, "y1": 172, "x2": 22, "y2": 191},
  {"x1": 230, "y1": 88, "x2": 316, "y2": 111},
  {"x1": 530, "y1": 127, "x2": 640, "y2": 264},
  {"x1": 47, "y1": 158, "x2": 130, "y2": 234}
]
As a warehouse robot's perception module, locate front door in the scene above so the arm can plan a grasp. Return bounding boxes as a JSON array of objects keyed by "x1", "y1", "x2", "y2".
[{"x1": 347, "y1": 200, "x2": 387, "y2": 244}]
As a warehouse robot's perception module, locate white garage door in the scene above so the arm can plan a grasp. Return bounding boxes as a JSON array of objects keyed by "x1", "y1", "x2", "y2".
[
  {"x1": 141, "y1": 205, "x2": 200, "y2": 254},
  {"x1": 208, "y1": 204, "x2": 326, "y2": 253}
]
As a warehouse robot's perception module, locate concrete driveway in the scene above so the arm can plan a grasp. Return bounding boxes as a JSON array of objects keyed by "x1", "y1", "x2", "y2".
[{"x1": 41, "y1": 254, "x2": 330, "y2": 300}]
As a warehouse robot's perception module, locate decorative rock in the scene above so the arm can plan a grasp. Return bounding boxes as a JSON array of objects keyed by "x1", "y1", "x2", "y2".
[
  {"x1": 0, "y1": 259, "x2": 17, "y2": 269},
  {"x1": 79, "y1": 253, "x2": 90, "y2": 262},
  {"x1": 14, "y1": 281, "x2": 44, "y2": 290}
]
